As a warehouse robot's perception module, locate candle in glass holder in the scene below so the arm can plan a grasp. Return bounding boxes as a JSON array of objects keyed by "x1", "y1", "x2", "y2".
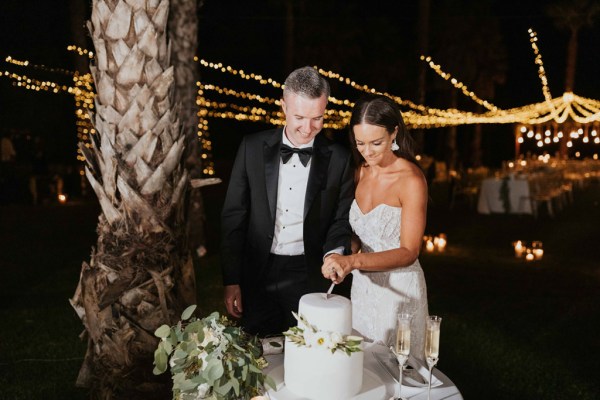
[
  {"x1": 513, "y1": 240, "x2": 525, "y2": 258},
  {"x1": 525, "y1": 249, "x2": 534, "y2": 261},
  {"x1": 426, "y1": 239, "x2": 435, "y2": 253},
  {"x1": 58, "y1": 194, "x2": 68, "y2": 204},
  {"x1": 437, "y1": 234, "x2": 447, "y2": 252},
  {"x1": 531, "y1": 241, "x2": 543, "y2": 259}
]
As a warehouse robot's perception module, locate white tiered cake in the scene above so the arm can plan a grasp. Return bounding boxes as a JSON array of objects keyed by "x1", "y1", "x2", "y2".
[{"x1": 283, "y1": 293, "x2": 364, "y2": 400}]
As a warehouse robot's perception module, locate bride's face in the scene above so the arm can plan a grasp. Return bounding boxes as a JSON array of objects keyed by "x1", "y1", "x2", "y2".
[{"x1": 353, "y1": 123, "x2": 397, "y2": 166}]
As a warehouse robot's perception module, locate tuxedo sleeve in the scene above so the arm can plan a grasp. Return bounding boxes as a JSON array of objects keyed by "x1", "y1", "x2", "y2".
[
  {"x1": 323, "y1": 151, "x2": 354, "y2": 255},
  {"x1": 221, "y1": 137, "x2": 250, "y2": 285}
]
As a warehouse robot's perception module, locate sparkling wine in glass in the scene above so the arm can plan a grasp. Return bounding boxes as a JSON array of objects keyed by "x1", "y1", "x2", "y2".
[
  {"x1": 391, "y1": 313, "x2": 411, "y2": 400},
  {"x1": 425, "y1": 315, "x2": 442, "y2": 400}
]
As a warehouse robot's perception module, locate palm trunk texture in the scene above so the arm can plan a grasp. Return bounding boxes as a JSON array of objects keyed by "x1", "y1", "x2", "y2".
[{"x1": 70, "y1": 0, "x2": 188, "y2": 398}]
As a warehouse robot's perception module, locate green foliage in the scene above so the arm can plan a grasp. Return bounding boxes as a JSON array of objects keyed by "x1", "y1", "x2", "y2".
[
  {"x1": 283, "y1": 312, "x2": 363, "y2": 355},
  {"x1": 153, "y1": 308, "x2": 273, "y2": 399}
]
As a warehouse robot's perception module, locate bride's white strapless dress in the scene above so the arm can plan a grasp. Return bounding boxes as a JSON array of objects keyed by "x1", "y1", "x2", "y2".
[{"x1": 350, "y1": 200, "x2": 429, "y2": 360}]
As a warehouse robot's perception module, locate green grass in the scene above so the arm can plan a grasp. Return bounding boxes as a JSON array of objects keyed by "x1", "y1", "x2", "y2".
[{"x1": 1, "y1": 181, "x2": 599, "y2": 399}]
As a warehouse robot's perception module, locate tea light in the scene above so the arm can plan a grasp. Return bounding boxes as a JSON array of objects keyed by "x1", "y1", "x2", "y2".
[
  {"x1": 513, "y1": 240, "x2": 525, "y2": 258},
  {"x1": 58, "y1": 194, "x2": 68, "y2": 204},
  {"x1": 437, "y1": 234, "x2": 447, "y2": 252},
  {"x1": 525, "y1": 249, "x2": 535, "y2": 261},
  {"x1": 425, "y1": 239, "x2": 435, "y2": 252},
  {"x1": 531, "y1": 241, "x2": 543, "y2": 260}
]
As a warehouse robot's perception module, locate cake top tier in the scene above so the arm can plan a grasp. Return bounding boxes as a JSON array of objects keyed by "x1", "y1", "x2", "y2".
[{"x1": 297, "y1": 293, "x2": 352, "y2": 335}]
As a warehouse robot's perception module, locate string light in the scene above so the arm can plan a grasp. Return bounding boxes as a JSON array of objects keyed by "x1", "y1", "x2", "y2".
[
  {"x1": 528, "y1": 29, "x2": 555, "y2": 108},
  {"x1": 66, "y1": 45, "x2": 94, "y2": 59},
  {"x1": 5, "y1": 55, "x2": 74, "y2": 75},
  {"x1": 419, "y1": 55, "x2": 499, "y2": 112}
]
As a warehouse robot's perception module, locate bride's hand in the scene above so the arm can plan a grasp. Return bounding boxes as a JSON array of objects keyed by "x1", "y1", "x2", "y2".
[{"x1": 321, "y1": 254, "x2": 353, "y2": 284}]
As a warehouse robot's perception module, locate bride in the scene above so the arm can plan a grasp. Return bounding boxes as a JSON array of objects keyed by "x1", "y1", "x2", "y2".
[{"x1": 322, "y1": 94, "x2": 429, "y2": 360}]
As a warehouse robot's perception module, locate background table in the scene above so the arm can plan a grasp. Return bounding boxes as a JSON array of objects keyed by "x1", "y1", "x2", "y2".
[
  {"x1": 477, "y1": 177, "x2": 533, "y2": 214},
  {"x1": 264, "y1": 343, "x2": 463, "y2": 400}
]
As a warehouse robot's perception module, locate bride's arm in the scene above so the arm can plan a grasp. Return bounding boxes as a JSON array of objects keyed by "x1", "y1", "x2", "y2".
[{"x1": 322, "y1": 172, "x2": 427, "y2": 283}]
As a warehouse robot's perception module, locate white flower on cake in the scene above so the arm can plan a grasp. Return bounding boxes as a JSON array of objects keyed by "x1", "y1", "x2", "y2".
[
  {"x1": 330, "y1": 331, "x2": 343, "y2": 346},
  {"x1": 283, "y1": 312, "x2": 363, "y2": 355}
]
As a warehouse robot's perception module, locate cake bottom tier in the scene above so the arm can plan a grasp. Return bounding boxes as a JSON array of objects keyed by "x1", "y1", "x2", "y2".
[{"x1": 283, "y1": 338, "x2": 364, "y2": 400}]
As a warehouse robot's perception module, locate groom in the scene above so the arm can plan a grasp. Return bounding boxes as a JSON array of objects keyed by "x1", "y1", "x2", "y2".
[{"x1": 221, "y1": 66, "x2": 354, "y2": 337}]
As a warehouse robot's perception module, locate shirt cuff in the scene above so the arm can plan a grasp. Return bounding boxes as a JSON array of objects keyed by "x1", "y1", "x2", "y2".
[{"x1": 323, "y1": 246, "x2": 344, "y2": 261}]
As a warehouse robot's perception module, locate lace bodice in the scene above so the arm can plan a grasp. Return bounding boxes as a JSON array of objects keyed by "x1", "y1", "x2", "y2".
[{"x1": 349, "y1": 200, "x2": 429, "y2": 360}]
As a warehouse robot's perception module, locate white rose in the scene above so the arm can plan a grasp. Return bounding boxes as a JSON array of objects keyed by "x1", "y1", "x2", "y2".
[
  {"x1": 200, "y1": 327, "x2": 216, "y2": 347},
  {"x1": 196, "y1": 383, "x2": 211, "y2": 399}
]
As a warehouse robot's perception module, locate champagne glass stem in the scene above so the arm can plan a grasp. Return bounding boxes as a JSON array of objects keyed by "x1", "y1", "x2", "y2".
[
  {"x1": 398, "y1": 361, "x2": 403, "y2": 400},
  {"x1": 427, "y1": 364, "x2": 433, "y2": 400}
]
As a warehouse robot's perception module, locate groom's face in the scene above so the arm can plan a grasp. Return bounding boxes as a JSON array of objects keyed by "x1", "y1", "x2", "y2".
[{"x1": 281, "y1": 92, "x2": 328, "y2": 146}]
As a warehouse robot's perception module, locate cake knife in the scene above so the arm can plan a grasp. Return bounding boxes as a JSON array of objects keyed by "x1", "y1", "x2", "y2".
[{"x1": 325, "y1": 282, "x2": 335, "y2": 299}]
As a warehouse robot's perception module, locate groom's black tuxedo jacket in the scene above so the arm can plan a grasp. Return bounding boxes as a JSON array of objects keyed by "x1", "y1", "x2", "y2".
[{"x1": 221, "y1": 128, "x2": 354, "y2": 292}]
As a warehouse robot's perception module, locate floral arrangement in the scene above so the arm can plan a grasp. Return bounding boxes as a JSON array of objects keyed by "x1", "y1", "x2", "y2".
[
  {"x1": 153, "y1": 305, "x2": 274, "y2": 400},
  {"x1": 283, "y1": 312, "x2": 363, "y2": 355}
]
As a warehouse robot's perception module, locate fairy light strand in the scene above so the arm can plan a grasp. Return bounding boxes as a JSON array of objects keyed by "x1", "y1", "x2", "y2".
[{"x1": 419, "y1": 55, "x2": 499, "y2": 112}]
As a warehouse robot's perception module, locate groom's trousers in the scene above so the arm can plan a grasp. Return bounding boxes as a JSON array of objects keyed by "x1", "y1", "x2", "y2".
[{"x1": 242, "y1": 254, "x2": 309, "y2": 337}]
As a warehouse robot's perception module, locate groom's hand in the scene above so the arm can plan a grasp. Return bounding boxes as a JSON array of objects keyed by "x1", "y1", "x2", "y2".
[
  {"x1": 322, "y1": 254, "x2": 349, "y2": 284},
  {"x1": 224, "y1": 285, "x2": 243, "y2": 318}
]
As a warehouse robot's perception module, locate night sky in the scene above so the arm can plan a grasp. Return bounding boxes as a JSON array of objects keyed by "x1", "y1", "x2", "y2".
[{"x1": 1, "y1": 0, "x2": 599, "y2": 166}]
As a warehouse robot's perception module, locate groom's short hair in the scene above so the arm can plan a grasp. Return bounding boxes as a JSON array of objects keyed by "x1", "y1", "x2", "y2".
[{"x1": 283, "y1": 66, "x2": 330, "y2": 100}]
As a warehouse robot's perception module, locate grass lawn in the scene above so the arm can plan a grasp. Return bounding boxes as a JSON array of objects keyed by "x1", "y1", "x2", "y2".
[{"x1": 1, "y1": 180, "x2": 599, "y2": 399}]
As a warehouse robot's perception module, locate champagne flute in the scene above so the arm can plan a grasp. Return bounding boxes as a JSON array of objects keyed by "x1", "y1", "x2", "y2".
[
  {"x1": 390, "y1": 313, "x2": 411, "y2": 400},
  {"x1": 425, "y1": 315, "x2": 442, "y2": 400}
]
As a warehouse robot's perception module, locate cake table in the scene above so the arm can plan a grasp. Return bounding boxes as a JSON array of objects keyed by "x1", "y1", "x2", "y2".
[{"x1": 264, "y1": 342, "x2": 463, "y2": 400}]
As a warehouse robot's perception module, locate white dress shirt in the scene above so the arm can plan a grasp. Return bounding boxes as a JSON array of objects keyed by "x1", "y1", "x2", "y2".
[{"x1": 270, "y1": 130, "x2": 313, "y2": 255}]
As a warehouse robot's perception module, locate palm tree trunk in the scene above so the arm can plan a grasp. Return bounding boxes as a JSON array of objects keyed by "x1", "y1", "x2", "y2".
[
  {"x1": 70, "y1": 1, "x2": 187, "y2": 398},
  {"x1": 169, "y1": 0, "x2": 203, "y2": 306},
  {"x1": 564, "y1": 28, "x2": 579, "y2": 94},
  {"x1": 445, "y1": 88, "x2": 458, "y2": 173}
]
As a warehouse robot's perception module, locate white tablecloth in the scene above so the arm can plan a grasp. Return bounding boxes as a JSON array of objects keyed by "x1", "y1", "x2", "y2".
[
  {"x1": 477, "y1": 177, "x2": 532, "y2": 214},
  {"x1": 264, "y1": 343, "x2": 463, "y2": 400}
]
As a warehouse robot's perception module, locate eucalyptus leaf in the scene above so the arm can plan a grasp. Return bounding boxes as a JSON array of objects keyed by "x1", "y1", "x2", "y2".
[
  {"x1": 154, "y1": 348, "x2": 168, "y2": 373},
  {"x1": 248, "y1": 364, "x2": 261, "y2": 374},
  {"x1": 181, "y1": 304, "x2": 197, "y2": 320},
  {"x1": 231, "y1": 377, "x2": 240, "y2": 396},
  {"x1": 214, "y1": 380, "x2": 232, "y2": 396},
  {"x1": 174, "y1": 348, "x2": 188, "y2": 359},
  {"x1": 265, "y1": 375, "x2": 277, "y2": 390},
  {"x1": 205, "y1": 359, "x2": 225, "y2": 383},
  {"x1": 154, "y1": 324, "x2": 171, "y2": 338}
]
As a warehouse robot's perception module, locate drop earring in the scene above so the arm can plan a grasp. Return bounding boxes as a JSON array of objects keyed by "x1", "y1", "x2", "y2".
[{"x1": 391, "y1": 141, "x2": 399, "y2": 151}]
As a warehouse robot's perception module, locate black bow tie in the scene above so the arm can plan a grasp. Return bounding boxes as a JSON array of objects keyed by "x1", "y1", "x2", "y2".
[{"x1": 280, "y1": 144, "x2": 313, "y2": 167}]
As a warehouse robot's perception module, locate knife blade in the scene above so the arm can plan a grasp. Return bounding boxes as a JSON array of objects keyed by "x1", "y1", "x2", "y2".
[{"x1": 325, "y1": 282, "x2": 335, "y2": 299}]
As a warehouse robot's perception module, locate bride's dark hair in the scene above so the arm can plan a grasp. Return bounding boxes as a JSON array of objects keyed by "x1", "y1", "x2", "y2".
[{"x1": 348, "y1": 94, "x2": 418, "y2": 171}]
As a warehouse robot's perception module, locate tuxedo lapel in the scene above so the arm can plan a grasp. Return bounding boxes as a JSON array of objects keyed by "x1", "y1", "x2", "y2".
[
  {"x1": 264, "y1": 128, "x2": 282, "y2": 222},
  {"x1": 304, "y1": 135, "x2": 331, "y2": 219}
]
